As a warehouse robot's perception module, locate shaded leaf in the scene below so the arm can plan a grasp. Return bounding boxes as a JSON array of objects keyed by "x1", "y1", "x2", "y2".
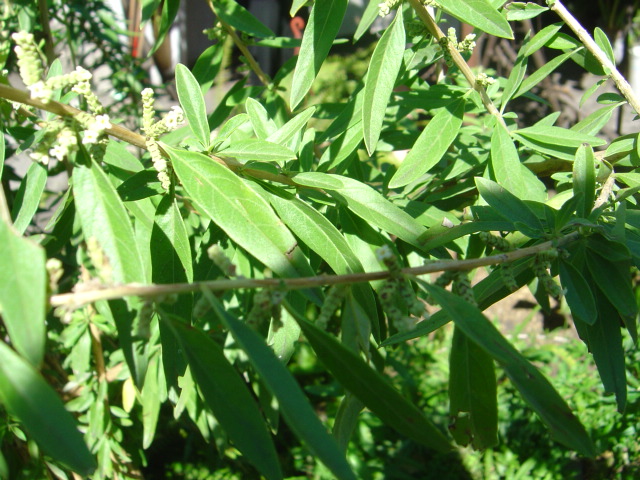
[
  {"x1": 573, "y1": 144, "x2": 596, "y2": 218},
  {"x1": 169, "y1": 321, "x2": 282, "y2": 480},
  {"x1": 559, "y1": 260, "x2": 597, "y2": 325},
  {"x1": 11, "y1": 162, "x2": 47, "y2": 234},
  {"x1": 421, "y1": 282, "x2": 596, "y2": 457},
  {"x1": 0, "y1": 341, "x2": 96, "y2": 475},
  {"x1": 214, "y1": 0, "x2": 274, "y2": 38},
  {"x1": 438, "y1": 0, "x2": 513, "y2": 38},
  {"x1": 176, "y1": 63, "x2": 210, "y2": 148}
]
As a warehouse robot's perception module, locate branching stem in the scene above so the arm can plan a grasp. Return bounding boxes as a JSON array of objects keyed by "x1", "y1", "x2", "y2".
[{"x1": 50, "y1": 232, "x2": 581, "y2": 309}]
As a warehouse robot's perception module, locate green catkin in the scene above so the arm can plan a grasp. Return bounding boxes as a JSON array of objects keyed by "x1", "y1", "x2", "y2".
[
  {"x1": 500, "y1": 263, "x2": 518, "y2": 291},
  {"x1": 135, "y1": 301, "x2": 154, "y2": 339},
  {"x1": 316, "y1": 285, "x2": 347, "y2": 330},
  {"x1": 207, "y1": 244, "x2": 238, "y2": 277},
  {"x1": 533, "y1": 251, "x2": 563, "y2": 299},
  {"x1": 453, "y1": 271, "x2": 476, "y2": 306},
  {"x1": 193, "y1": 295, "x2": 211, "y2": 318},
  {"x1": 246, "y1": 289, "x2": 273, "y2": 328},
  {"x1": 479, "y1": 231, "x2": 512, "y2": 252}
]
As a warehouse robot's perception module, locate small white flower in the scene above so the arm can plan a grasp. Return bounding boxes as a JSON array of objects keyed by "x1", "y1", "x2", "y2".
[
  {"x1": 30, "y1": 151, "x2": 50, "y2": 165},
  {"x1": 82, "y1": 129, "x2": 100, "y2": 144},
  {"x1": 163, "y1": 106, "x2": 184, "y2": 130},
  {"x1": 91, "y1": 114, "x2": 111, "y2": 132},
  {"x1": 27, "y1": 81, "x2": 52, "y2": 102},
  {"x1": 378, "y1": 3, "x2": 390, "y2": 16},
  {"x1": 74, "y1": 66, "x2": 92, "y2": 82},
  {"x1": 375, "y1": 245, "x2": 393, "y2": 262},
  {"x1": 58, "y1": 129, "x2": 77, "y2": 148},
  {"x1": 49, "y1": 144, "x2": 67, "y2": 161}
]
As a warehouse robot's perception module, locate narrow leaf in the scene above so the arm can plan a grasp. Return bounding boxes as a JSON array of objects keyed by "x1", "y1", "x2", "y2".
[
  {"x1": 176, "y1": 63, "x2": 210, "y2": 148},
  {"x1": 559, "y1": 260, "x2": 597, "y2": 325},
  {"x1": 267, "y1": 106, "x2": 316, "y2": 146},
  {"x1": 362, "y1": 7, "x2": 405, "y2": 154},
  {"x1": 573, "y1": 144, "x2": 596, "y2": 217},
  {"x1": 490, "y1": 123, "x2": 527, "y2": 198},
  {"x1": 294, "y1": 315, "x2": 452, "y2": 452},
  {"x1": 11, "y1": 162, "x2": 47, "y2": 234},
  {"x1": 245, "y1": 97, "x2": 277, "y2": 139},
  {"x1": 214, "y1": 0, "x2": 274, "y2": 38},
  {"x1": 0, "y1": 218, "x2": 46, "y2": 366},
  {"x1": 389, "y1": 98, "x2": 464, "y2": 188},
  {"x1": 294, "y1": 172, "x2": 425, "y2": 248},
  {"x1": 514, "y1": 49, "x2": 579, "y2": 99},
  {"x1": 203, "y1": 292, "x2": 357, "y2": 480},
  {"x1": 170, "y1": 321, "x2": 282, "y2": 480},
  {"x1": 290, "y1": 0, "x2": 348, "y2": 109},
  {"x1": 449, "y1": 327, "x2": 498, "y2": 449},
  {"x1": 422, "y1": 283, "x2": 596, "y2": 457},
  {"x1": 475, "y1": 177, "x2": 544, "y2": 235},
  {"x1": 0, "y1": 341, "x2": 96, "y2": 475},
  {"x1": 594, "y1": 27, "x2": 616, "y2": 66},
  {"x1": 438, "y1": 0, "x2": 513, "y2": 39},
  {"x1": 219, "y1": 138, "x2": 296, "y2": 165},
  {"x1": 167, "y1": 148, "x2": 304, "y2": 277},
  {"x1": 586, "y1": 255, "x2": 637, "y2": 320},
  {"x1": 353, "y1": 0, "x2": 380, "y2": 42}
]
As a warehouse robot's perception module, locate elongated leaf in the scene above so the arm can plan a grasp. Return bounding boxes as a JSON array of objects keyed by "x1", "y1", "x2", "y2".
[
  {"x1": 0, "y1": 218, "x2": 46, "y2": 367},
  {"x1": 500, "y1": 38, "x2": 529, "y2": 112},
  {"x1": 290, "y1": 0, "x2": 348, "y2": 109},
  {"x1": 0, "y1": 341, "x2": 96, "y2": 474},
  {"x1": 514, "y1": 48, "x2": 579, "y2": 99},
  {"x1": 449, "y1": 327, "x2": 498, "y2": 449},
  {"x1": 0, "y1": 131, "x2": 4, "y2": 179},
  {"x1": 169, "y1": 321, "x2": 282, "y2": 480},
  {"x1": 438, "y1": 0, "x2": 513, "y2": 39},
  {"x1": 421, "y1": 283, "x2": 596, "y2": 457},
  {"x1": 362, "y1": 7, "x2": 405, "y2": 154},
  {"x1": 505, "y1": 2, "x2": 548, "y2": 20},
  {"x1": 573, "y1": 144, "x2": 595, "y2": 218},
  {"x1": 214, "y1": 0, "x2": 274, "y2": 38},
  {"x1": 513, "y1": 126, "x2": 606, "y2": 160},
  {"x1": 389, "y1": 99, "x2": 464, "y2": 188},
  {"x1": 219, "y1": 138, "x2": 296, "y2": 165},
  {"x1": 167, "y1": 148, "x2": 304, "y2": 277},
  {"x1": 572, "y1": 102, "x2": 623, "y2": 135},
  {"x1": 523, "y1": 23, "x2": 563, "y2": 57},
  {"x1": 294, "y1": 172, "x2": 425, "y2": 247},
  {"x1": 594, "y1": 27, "x2": 615, "y2": 66},
  {"x1": 585, "y1": 289, "x2": 627, "y2": 412},
  {"x1": 141, "y1": 353, "x2": 162, "y2": 449},
  {"x1": 203, "y1": 292, "x2": 357, "y2": 480},
  {"x1": 490, "y1": 123, "x2": 528, "y2": 198},
  {"x1": 586, "y1": 254, "x2": 637, "y2": 320},
  {"x1": 559, "y1": 260, "x2": 597, "y2": 325},
  {"x1": 148, "y1": 0, "x2": 180, "y2": 56},
  {"x1": 294, "y1": 315, "x2": 452, "y2": 452},
  {"x1": 73, "y1": 153, "x2": 145, "y2": 284},
  {"x1": 475, "y1": 177, "x2": 544, "y2": 235},
  {"x1": 11, "y1": 162, "x2": 47, "y2": 234},
  {"x1": 176, "y1": 63, "x2": 210, "y2": 148},
  {"x1": 191, "y1": 43, "x2": 224, "y2": 93},
  {"x1": 353, "y1": 0, "x2": 380, "y2": 42},
  {"x1": 245, "y1": 97, "x2": 277, "y2": 139},
  {"x1": 267, "y1": 106, "x2": 316, "y2": 146}
]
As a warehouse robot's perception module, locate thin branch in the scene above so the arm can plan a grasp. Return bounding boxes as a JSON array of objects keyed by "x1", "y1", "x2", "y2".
[
  {"x1": 0, "y1": 83, "x2": 298, "y2": 186},
  {"x1": 407, "y1": 0, "x2": 507, "y2": 128},
  {"x1": 550, "y1": 0, "x2": 640, "y2": 115},
  {"x1": 205, "y1": 0, "x2": 272, "y2": 87},
  {"x1": 49, "y1": 232, "x2": 581, "y2": 309}
]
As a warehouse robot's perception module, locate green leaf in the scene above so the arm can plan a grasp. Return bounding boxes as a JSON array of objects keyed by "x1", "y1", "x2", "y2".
[
  {"x1": 0, "y1": 341, "x2": 96, "y2": 475},
  {"x1": 169, "y1": 321, "x2": 282, "y2": 480},
  {"x1": 584, "y1": 289, "x2": 627, "y2": 412},
  {"x1": 475, "y1": 177, "x2": 544, "y2": 235},
  {"x1": 449, "y1": 327, "x2": 498, "y2": 449},
  {"x1": 0, "y1": 218, "x2": 46, "y2": 367},
  {"x1": 558, "y1": 260, "x2": 597, "y2": 325},
  {"x1": 523, "y1": 23, "x2": 563, "y2": 57},
  {"x1": 11, "y1": 161, "x2": 47, "y2": 235},
  {"x1": 513, "y1": 126, "x2": 606, "y2": 161},
  {"x1": 421, "y1": 283, "x2": 596, "y2": 457},
  {"x1": 191, "y1": 44, "x2": 224, "y2": 93},
  {"x1": 245, "y1": 97, "x2": 277, "y2": 139},
  {"x1": 586, "y1": 254, "x2": 637, "y2": 320},
  {"x1": 267, "y1": 106, "x2": 316, "y2": 146},
  {"x1": 214, "y1": 0, "x2": 274, "y2": 38},
  {"x1": 203, "y1": 292, "x2": 357, "y2": 480},
  {"x1": 219, "y1": 138, "x2": 296, "y2": 165},
  {"x1": 148, "y1": 0, "x2": 180, "y2": 56},
  {"x1": 141, "y1": 353, "x2": 162, "y2": 449},
  {"x1": 290, "y1": 0, "x2": 348, "y2": 109},
  {"x1": 294, "y1": 315, "x2": 452, "y2": 452},
  {"x1": 514, "y1": 48, "x2": 579, "y2": 99},
  {"x1": 500, "y1": 37, "x2": 529, "y2": 112},
  {"x1": 290, "y1": 0, "x2": 309, "y2": 17},
  {"x1": 176, "y1": 63, "x2": 210, "y2": 148},
  {"x1": 594, "y1": 27, "x2": 616, "y2": 67},
  {"x1": 0, "y1": 131, "x2": 4, "y2": 179},
  {"x1": 389, "y1": 98, "x2": 465, "y2": 188},
  {"x1": 167, "y1": 148, "x2": 304, "y2": 277},
  {"x1": 353, "y1": 0, "x2": 380, "y2": 42},
  {"x1": 573, "y1": 144, "x2": 596, "y2": 218},
  {"x1": 490, "y1": 123, "x2": 529, "y2": 199},
  {"x1": 504, "y1": 2, "x2": 548, "y2": 21},
  {"x1": 438, "y1": 0, "x2": 513, "y2": 39},
  {"x1": 572, "y1": 102, "x2": 623, "y2": 135},
  {"x1": 362, "y1": 7, "x2": 405, "y2": 154},
  {"x1": 294, "y1": 173, "x2": 425, "y2": 248},
  {"x1": 73, "y1": 152, "x2": 146, "y2": 285},
  {"x1": 333, "y1": 394, "x2": 364, "y2": 452}
]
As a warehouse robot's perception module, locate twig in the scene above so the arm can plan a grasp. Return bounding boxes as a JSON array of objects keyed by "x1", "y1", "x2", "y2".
[
  {"x1": 407, "y1": 0, "x2": 508, "y2": 128},
  {"x1": 49, "y1": 231, "x2": 581, "y2": 309},
  {"x1": 550, "y1": 0, "x2": 640, "y2": 115},
  {"x1": 205, "y1": 0, "x2": 272, "y2": 87}
]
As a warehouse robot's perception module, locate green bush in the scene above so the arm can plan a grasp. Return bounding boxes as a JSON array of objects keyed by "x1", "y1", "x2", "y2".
[{"x1": 0, "y1": 1, "x2": 638, "y2": 479}]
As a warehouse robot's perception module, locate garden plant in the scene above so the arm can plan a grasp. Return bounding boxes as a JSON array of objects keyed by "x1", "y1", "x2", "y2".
[{"x1": 0, "y1": 0, "x2": 639, "y2": 478}]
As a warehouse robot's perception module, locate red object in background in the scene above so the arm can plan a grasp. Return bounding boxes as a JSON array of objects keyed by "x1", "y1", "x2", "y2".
[{"x1": 290, "y1": 16, "x2": 305, "y2": 55}]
